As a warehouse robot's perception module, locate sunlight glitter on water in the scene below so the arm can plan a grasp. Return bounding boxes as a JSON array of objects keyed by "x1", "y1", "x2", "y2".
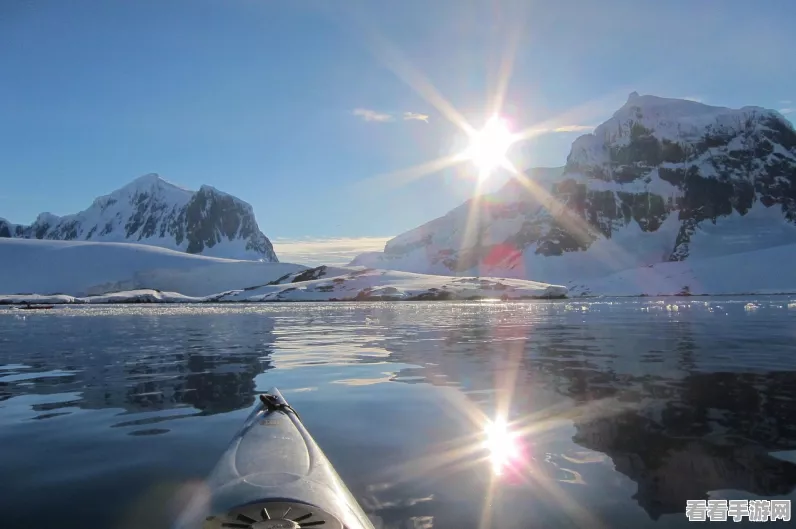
[{"x1": 1, "y1": 298, "x2": 796, "y2": 529}]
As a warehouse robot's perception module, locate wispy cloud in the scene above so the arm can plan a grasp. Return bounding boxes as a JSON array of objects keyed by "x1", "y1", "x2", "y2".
[
  {"x1": 681, "y1": 95, "x2": 703, "y2": 103},
  {"x1": 353, "y1": 108, "x2": 394, "y2": 122},
  {"x1": 553, "y1": 124, "x2": 595, "y2": 133},
  {"x1": 353, "y1": 108, "x2": 429, "y2": 124},
  {"x1": 272, "y1": 236, "x2": 392, "y2": 266},
  {"x1": 403, "y1": 112, "x2": 429, "y2": 123},
  {"x1": 779, "y1": 100, "x2": 792, "y2": 105},
  {"x1": 779, "y1": 107, "x2": 794, "y2": 115}
]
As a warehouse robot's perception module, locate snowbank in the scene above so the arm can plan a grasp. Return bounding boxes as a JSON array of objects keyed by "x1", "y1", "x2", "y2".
[
  {"x1": 83, "y1": 290, "x2": 210, "y2": 303},
  {"x1": 0, "y1": 294, "x2": 82, "y2": 305},
  {"x1": 0, "y1": 290, "x2": 208, "y2": 305},
  {"x1": 0, "y1": 238, "x2": 305, "y2": 297},
  {"x1": 568, "y1": 243, "x2": 796, "y2": 297},
  {"x1": 215, "y1": 267, "x2": 568, "y2": 302},
  {"x1": 0, "y1": 270, "x2": 568, "y2": 304}
]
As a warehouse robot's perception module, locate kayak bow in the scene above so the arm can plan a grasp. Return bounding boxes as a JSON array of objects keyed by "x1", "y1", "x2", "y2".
[{"x1": 174, "y1": 388, "x2": 375, "y2": 529}]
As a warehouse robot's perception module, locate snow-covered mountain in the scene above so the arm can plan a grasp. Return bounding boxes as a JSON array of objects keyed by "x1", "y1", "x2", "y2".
[
  {"x1": 352, "y1": 93, "x2": 796, "y2": 288},
  {"x1": 0, "y1": 173, "x2": 278, "y2": 261}
]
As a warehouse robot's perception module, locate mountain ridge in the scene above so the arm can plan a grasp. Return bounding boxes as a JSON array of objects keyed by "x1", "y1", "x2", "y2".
[
  {"x1": 0, "y1": 173, "x2": 278, "y2": 261},
  {"x1": 351, "y1": 93, "x2": 796, "y2": 284}
]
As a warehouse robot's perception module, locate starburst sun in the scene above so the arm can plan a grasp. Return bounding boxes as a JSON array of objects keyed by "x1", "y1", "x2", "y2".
[{"x1": 460, "y1": 115, "x2": 518, "y2": 180}]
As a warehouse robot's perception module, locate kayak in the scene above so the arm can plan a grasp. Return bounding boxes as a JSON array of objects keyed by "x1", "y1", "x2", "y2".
[{"x1": 174, "y1": 388, "x2": 375, "y2": 529}]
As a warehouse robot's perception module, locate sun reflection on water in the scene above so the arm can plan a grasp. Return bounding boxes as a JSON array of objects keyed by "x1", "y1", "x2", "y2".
[{"x1": 484, "y1": 416, "x2": 521, "y2": 476}]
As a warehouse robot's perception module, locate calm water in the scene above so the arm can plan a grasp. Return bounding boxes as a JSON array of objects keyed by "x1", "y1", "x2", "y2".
[{"x1": 1, "y1": 298, "x2": 796, "y2": 528}]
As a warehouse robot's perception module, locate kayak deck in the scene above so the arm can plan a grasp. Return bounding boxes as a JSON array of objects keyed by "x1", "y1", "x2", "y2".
[{"x1": 174, "y1": 389, "x2": 374, "y2": 529}]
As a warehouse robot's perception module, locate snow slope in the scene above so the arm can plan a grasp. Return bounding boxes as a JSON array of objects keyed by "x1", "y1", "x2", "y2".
[
  {"x1": 0, "y1": 173, "x2": 278, "y2": 261},
  {"x1": 0, "y1": 271, "x2": 567, "y2": 304},
  {"x1": 568, "y1": 243, "x2": 796, "y2": 297},
  {"x1": 216, "y1": 267, "x2": 567, "y2": 301},
  {"x1": 350, "y1": 166, "x2": 567, "y2": 275},
  {"x1": 0, "y1": 238, "x2": 304, "y2": 297},
  {"x1": 352, "y1": 93, "x2": 796, "y2": 291}
]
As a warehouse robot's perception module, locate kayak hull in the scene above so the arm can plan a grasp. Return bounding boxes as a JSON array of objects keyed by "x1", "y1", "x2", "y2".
[{"x1": 174, "y1": 388, "x2": 374, "y2": 529}]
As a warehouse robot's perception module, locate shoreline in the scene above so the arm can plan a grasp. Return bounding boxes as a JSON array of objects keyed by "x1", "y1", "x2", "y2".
[{"x1": 3, "y1": 291, "x2": 796, "y2": 307}]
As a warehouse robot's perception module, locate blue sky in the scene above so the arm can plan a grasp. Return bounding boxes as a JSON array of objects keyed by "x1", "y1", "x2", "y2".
[{"x1": 2, "y1": 0, "x2": 795, "y2": 263}]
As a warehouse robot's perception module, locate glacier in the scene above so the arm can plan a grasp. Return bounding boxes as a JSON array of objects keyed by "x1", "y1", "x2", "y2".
[
  {"x1": 0, "y1": 238, "x2": 303, "y2": 297},
  {"x1": 567, "y1": 242, "x2": 796, "y2": 297}
]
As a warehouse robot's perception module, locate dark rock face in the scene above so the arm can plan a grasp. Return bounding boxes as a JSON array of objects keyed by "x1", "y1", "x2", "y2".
[
  {"x1": 363, "y1": 95, "x2": 796, "y2": 273},
  {"x1": 517, "y1": 102, "x2": 796, "y2": 262},
  {"x1": 0, "y1": 175, "x2": 278, "y2": 261},
  {"x1": 0, "y1": 219, "x2": 15, "y2": 238},
  {"x1": 0, "y1": 219, "x2": 25, "y2": 238},
  {"x1": 174, "y1": 186, "x2": 275, "y2": 257}
]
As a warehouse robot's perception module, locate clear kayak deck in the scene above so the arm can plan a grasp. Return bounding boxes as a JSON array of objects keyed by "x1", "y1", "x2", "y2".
[{"x1": 173, "y1": 388, "x2": 375, "y2": 529}]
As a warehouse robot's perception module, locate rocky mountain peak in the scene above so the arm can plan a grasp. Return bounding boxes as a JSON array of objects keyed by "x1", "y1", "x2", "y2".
[{"x1": 0, "y1": 174, "x2": 278, "y2": 261}]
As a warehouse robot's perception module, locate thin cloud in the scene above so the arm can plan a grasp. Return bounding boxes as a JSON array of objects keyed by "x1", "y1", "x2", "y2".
[
  {"x1": 403, "y1": 112, "x2": 429, "y2": 123},
  {"x1": 353, "y1": 108, "x2": 394, "y2": 122},
  {"x1": 779, "y1": 100, "x2": 792, "y2": 105},
  {"x1": 353, "y1": 108, "x2": 429, "y2": 123},
  {"x1": 681, "y1": 95, "x2": 703, "y2": 103},
  {"x1": 272, "y1": 236, "x2": 392, "y2": 266},
  {"x1": 779, "y1": 107, "x2": 794, "y2": 114}
]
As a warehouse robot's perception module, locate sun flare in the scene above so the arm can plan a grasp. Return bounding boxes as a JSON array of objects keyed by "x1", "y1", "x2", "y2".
[{"x1": 462, "y1": 115, "x2": 517, "y2": 180}]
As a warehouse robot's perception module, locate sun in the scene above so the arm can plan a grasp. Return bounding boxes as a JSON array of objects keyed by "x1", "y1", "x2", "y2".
[{"x1": 462, "y1": 115, "x2": 517, "y2": 180}]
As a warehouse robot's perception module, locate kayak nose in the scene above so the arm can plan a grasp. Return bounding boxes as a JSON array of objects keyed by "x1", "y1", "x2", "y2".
[{"x1": 176, "y1": 388, "x2": 374, "y2": 529}]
